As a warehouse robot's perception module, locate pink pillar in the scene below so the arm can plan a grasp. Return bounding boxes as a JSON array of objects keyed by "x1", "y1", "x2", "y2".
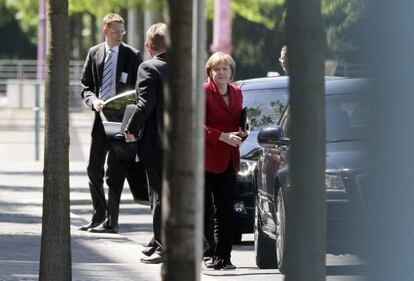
[
  {"x1": 37, "y1": 0, "x2": 46, "y2": 79},
  {"x1": 210, "y1": 0, "x2": 232, "y2": 54}
]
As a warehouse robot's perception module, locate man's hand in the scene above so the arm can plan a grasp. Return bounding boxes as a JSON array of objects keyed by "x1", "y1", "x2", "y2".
[
  {"x1": 92, "y1": 99, "x2": 105, "y2": 112},
  {"x1": 219, "y1": 132, "x2": 242, "y2": 147},
  {"x1": 125, "y1": 132, "x2": 138, "y2": 143}
]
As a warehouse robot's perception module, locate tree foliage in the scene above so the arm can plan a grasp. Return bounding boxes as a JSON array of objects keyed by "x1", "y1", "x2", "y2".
[
  {"x1": 2, "y1": 0, "x2": 366, "y2": 77},
  {"x1": 205, "y1": 0, "x2": 285, "y2": 29},
  {"x1": 322, "y1": 0, "x2": 366, "y2": 59},
  {"x1": 5, "y1": 0, "x2": 38, "y2": 43},
  {"x1": 0, "y1": 1, "x2": 36, "y2": 58},
  {"x1": 4, "y1": 0, "x2": 165, "y2": 42}
]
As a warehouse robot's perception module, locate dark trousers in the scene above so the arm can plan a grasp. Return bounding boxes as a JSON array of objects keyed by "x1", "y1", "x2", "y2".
[
  {"x1": 204, "y1": 191, "x2": 216, "y2": 257},
  {"x1": 205, "y1": 165, "x2": 236, "y2": 260},
  {"x1": 143, "y1": 152, "x2": 163, "y2": 247},
  {"x1": 105, "y1": 150, "x2": 126, "y2": 227},
  {"x1": 87, "y1": 134, "x2": 125, "y2": 227}
]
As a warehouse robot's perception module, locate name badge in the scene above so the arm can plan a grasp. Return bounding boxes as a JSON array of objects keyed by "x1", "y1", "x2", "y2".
[{"x1": 120, "y1": 72, "x2": 128, "y2": 83}]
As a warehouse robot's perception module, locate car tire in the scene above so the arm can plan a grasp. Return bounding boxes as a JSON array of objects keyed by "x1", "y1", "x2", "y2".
[
  {"x1": 275, "y1": 188, "x2": 287, "y2": 273},
  {"x1": 254, "y1": 198, "x2": 277, "y2": 269}
]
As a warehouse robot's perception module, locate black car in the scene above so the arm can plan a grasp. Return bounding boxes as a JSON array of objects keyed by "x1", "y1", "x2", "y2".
[
  {"x1": 232, "y1": 76, "x2": 290, "y2": 242},
  {"x1": 233, "y1": 76, "x2": 344, "y2": 242},
  {"x1": 254, "y1": 78, "x2": 368, "y2": 272}
]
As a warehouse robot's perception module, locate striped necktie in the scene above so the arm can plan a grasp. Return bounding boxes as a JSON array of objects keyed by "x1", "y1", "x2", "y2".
[{"x1": 100, "y1": 49, "x2": 113, "y2": 101}]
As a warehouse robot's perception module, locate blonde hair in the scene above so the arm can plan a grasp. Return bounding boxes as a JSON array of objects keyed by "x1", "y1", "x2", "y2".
[
  {"x1": 102, "y1": 13, "x2": 124, "y2": 28},
  {"x1": 146, "y1": 23, "x2": 168, "y2": 52},
  {"x1": 205, "y1": 52, "x2": 236, "y2": 81}
]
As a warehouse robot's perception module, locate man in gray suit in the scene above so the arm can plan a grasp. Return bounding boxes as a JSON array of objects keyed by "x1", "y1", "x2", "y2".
[{"x1": 80, "y1": 13, "x2": 143, "y2": 233}]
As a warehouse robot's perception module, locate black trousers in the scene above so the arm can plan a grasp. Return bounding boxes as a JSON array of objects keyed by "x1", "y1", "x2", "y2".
[
  {"x1": 143, "y1": 152, "x2": 163, "y2": 247},
  {"x1": 105, "y1": 150, "x2": 126, "y2": 227},
  {"x1": 205, "y1": 164, "x2": 236, "y2": 260},
  {"x1": 87, "y1": 134, "x2": 125, "y2": 227}
]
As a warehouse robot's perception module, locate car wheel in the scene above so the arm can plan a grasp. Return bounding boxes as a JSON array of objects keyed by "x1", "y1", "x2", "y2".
[
  {"x1": 233, "y1": 232, "x2": 243, "y2": 244},
  {"x1": 254, "y1": 197, "x2": 277, "y2": 269},
  {"x1": 276, "y1": 188, "x2": 287, "y2": 273}
]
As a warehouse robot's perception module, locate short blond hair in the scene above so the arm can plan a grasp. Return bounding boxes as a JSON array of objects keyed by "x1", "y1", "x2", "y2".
[
  {"x1": 103, "y1": 13, "x2": 124, "y2": 28},
  {"x1": 205, "y1": 52, "x2": 236, "y2": 81},
  {"x1": 146, "y1": 23, "x2": 168, "y2": 52}
]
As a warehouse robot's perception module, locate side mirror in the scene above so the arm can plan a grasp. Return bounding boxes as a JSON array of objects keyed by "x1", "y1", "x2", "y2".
[{"x1": 257, "y1": 126, "x2": 290, "y2": 147}]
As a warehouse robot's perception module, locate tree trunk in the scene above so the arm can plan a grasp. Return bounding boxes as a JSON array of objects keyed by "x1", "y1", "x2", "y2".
[
  {"x1": 39, "y1": 0, "x2": 71, "y2": 280},
  {"x1": 127, "y1": 6, "x2": 144, "y2": 51},
  {"x1": 285, "y1": 0, "x2": 326, "y2": 280},
  {"x1": 163, "y1": 0, "x2": 205, "y2": 280}
]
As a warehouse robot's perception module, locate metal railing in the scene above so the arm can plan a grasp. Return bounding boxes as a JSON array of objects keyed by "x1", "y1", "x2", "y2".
[
  {"x1": 0, "y1": 59, "x2": 84, "y2": 80},
  {"x1": 0, "y1": 59, "x2": 87, "y2": 111}
]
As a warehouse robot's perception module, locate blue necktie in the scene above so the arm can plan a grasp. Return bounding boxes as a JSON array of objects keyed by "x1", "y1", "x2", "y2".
[{"x1": 100, "y1": 49, "x2": 113, "y2": 101}]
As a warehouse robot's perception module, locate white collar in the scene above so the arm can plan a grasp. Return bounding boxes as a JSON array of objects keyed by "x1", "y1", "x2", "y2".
[{"x1": 105, "y1": 43, "x2": 120, "y2": 54}]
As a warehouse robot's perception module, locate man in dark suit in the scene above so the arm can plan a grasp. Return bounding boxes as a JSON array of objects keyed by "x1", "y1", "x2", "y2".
[
  {"x1": 79, "y1": 13, "x2": 143, "y2": 233},
  {"x1": 125, "y1": 23, "x2": 168, "y2": 264}
]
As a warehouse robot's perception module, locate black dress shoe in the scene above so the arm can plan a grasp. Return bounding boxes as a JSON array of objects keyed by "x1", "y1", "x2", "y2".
[
  {"x1": 141, "y1": 245, "x2": 157, "y2": 257},
  {"x1": 88, "y1": 222, "x2": 119, "y2": 234},
  {"x1": 78, "y1": 219, "x2": 104, "y2": 231},
  {"x1": 140, "y1": 252, "x2": 164, "y2": 264},
  {"x1": 213, "y1": 259, "x2": 236, "y2": 270},
  {"x1": 203, "y1": 257, "x2": 215, "y2": 268}
]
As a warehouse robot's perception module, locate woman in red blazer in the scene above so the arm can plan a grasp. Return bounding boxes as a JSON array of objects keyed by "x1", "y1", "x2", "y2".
[{"x1": 203, "y1": 52, "x2": 247, "y2": 270}]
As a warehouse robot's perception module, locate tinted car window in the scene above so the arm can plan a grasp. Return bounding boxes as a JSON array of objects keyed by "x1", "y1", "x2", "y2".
[
  {"x1": 282, "y1": 93, "x2": 367, "y2": 142},
  {"x1": 243, "y1": 88, "x2": 288, "y2": 131},
  {"x1": 326, "y1": 93, "x2": 367, "y2": 142}
]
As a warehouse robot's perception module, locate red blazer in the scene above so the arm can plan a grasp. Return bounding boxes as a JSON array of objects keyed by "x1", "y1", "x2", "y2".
[{"x1": 204, "y1": 80, "x2": 243, "y2": 174}]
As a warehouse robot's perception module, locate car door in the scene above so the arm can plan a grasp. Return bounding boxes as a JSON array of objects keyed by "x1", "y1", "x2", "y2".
[
  {"x1": 99, "y1": 90, "x2": 149, "y2": 204},
  {"x1": 256, "y1": 107, "x2": 290, "y2": 232},
  {"x1": 100, "y1": 90, "x2": 137, "y2": 163}
]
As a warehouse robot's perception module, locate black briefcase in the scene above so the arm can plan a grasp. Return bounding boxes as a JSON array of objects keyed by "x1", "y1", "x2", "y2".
[
  {"x1": 126, "y1": 161, "x2": 149, "y2": 205},
  {"x1": 240, "y1": 106, "x2": 249, "y2": 131}
]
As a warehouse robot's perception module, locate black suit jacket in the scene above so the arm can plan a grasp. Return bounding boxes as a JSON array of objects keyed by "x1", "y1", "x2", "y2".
[
  {"x1": 126, "y1": 53, "x2": 167, "y2": 161},
  {"x1": 81, "y1": 42, "x2": 143, "y2": 137}
]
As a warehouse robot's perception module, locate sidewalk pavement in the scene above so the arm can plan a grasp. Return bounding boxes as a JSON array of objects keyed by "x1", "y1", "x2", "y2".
[
  {"x1": 0, "y1": 161, "x2": 219, "y2": 281},
  {"x1": 0, "y1": 109, "x2": 218, "y2": 280}
]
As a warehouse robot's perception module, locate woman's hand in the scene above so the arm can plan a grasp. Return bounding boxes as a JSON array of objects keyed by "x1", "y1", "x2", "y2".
[
  {"x1": 237, "y1": 127, "x2": 249, "y2": 139},
  {"x1": 219, "y1": 132, "x2": 242, "y2": 147}
]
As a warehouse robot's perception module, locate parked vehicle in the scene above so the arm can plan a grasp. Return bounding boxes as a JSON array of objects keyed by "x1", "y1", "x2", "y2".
[
  {"x1": 254, "y1": 78, "x2": 368, "y2": 272},
  {"x1": 233, "y1": 76, "x2": 344, "y2": 242},
  {"x1": 232, "y1": 76, "x2": 290, "y2": 242}
]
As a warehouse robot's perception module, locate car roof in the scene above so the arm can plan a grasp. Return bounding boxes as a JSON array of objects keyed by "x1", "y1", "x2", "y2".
[
  {"x1": 325, "y1": 78, "x2": 369, "y2": 96},
  {"x1": 237, "y1": 76, "x2": 369, "y2": 96},
  {"x1": 236, "y1": 76, "x2": 347, "y2": 91},
  {"x1": 236, "y1": 76, "x2": 290, "y2": 91}
]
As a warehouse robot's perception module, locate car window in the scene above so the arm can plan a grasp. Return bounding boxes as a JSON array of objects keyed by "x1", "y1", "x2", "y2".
[
  {"x1": 101, "y1": 91, "x2": 136, "y2": 122},
  {"x1": 243, "y1": 88, "x2": 288, "y2": 131},
  {"x1": 326, "y1": 93, "x2": 367, "y2": 142},
  {"x1": 280, "y1": 92, "x2": 367, "y2": 142}
]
